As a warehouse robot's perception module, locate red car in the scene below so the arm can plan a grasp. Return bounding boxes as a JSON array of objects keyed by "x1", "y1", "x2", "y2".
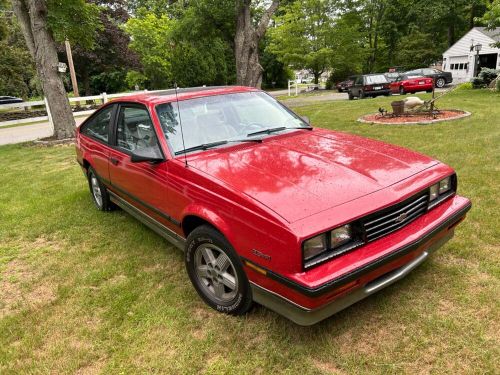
[
  {"x1": 390, "y1": 74, "x2": 434, "y2": 95},
  {"x1": 75, "y1": 86, "x2": 471, "y2": 325}
]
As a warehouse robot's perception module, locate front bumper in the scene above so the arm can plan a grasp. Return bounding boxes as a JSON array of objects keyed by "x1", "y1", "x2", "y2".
[{"x1": 250, "y1": 198, "x2": 471, "y2": 325}]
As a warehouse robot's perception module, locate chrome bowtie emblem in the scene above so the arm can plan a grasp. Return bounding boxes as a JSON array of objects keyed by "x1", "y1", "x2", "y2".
[{"x1": 395, "y1": 212, "x2": 408, "y2": 223}]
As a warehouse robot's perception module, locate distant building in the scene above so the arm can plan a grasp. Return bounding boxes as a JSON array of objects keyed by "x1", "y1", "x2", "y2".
[{"x1": 442, "y1": 27, "x2": 500, "y2": 83}]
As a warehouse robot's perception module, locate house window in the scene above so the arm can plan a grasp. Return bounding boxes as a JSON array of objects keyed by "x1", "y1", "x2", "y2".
[{"x1": 459, "y1": 63, "x2": 464, "y2": 70}]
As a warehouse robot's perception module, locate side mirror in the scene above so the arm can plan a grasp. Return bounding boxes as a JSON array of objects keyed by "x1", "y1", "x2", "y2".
[
  {"x1": 301, "y1": 116, "x2": 310, "y2": 125},
  {"x1": 130, "y1": 147, "x2": 164, "y2": 164}
]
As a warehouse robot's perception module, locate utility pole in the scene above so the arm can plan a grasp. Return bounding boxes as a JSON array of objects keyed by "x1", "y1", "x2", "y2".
[{"x1": 64, "y1": 39, "x2": 79, "y2": 98}]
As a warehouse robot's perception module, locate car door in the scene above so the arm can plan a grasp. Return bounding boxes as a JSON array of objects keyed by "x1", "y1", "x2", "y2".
[
  {"x1": 107, "y1": 103, "x2": 178, "y2": 230},
  {"x1": 79, "y1": 104, "x2": 117, "y2": 182}
]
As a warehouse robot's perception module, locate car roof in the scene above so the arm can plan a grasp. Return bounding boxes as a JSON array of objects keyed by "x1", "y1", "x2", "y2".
[{"x1": 110, "y1": 86, "x2": 259, "y2": 106}]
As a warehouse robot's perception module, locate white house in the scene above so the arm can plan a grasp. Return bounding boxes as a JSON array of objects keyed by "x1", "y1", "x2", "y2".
[{"x1": 442, "y1": 27, "x2": 500, "y2": 83}]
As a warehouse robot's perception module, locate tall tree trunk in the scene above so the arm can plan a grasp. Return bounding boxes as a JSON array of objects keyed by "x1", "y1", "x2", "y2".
[
  {"x1": 234, "y1": 0, "x2": 279, "y2": 88},
  {"x1": 13, "y1": 0, "x2": 75, "y2": 139}
]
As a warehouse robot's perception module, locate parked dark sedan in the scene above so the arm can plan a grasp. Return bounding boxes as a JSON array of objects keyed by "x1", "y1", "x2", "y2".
[
  {"x1": 405, "y1": 68, "x2": 453, "y2": 88},
  {"x1": 336, "y1": 77, "x2": 355, "y2": 92},
  {"x1": 348, "y1": 74, "x2": 391, "y2": 99},
  {"x1": 0, "y1": 96, "x2": 23, "y2": 105}
]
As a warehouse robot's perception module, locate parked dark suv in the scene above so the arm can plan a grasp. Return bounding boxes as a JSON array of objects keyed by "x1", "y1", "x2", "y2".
[
  {"x1": 405, "y1": 68, "x2": 452, "y2": 88},
  {"x1": 348, "y1": 74, "x2": 391, "y2": 100}
]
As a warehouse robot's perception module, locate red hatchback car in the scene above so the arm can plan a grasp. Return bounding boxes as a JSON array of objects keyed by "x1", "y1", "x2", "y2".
[
  {"x1": 390, "y1": 74, "x2": 434, "y2": 95},
  {"x1": 75, "y1": 86, "x2": 471, "y2": 325}
]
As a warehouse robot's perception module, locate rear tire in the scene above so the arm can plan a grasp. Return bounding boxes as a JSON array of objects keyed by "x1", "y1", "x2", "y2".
[
  {"x1": 399, "y1": 86, "x2": 406, "y2": 95},
  {"x1": 426, "y1": 89, "x2": 433, "y2": 93},
  {"x1": 87, "y1": 167, "x2": 115, "y2": 211},
  {"x1": 185, "y1": 225, "x2": 253, "y2": 316},
  {"x1": 435, "y1": 77, "x2": 445, "y2": 88},
  {"x1": 359, "y1": 90, "x2": 365, "y2": 99},
  {"x1": 348, "y1": 91, "x2": 354, "y2": 100}
]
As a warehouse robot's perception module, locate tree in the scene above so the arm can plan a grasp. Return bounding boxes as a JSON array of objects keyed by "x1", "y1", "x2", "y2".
[
  {"x1": 62, "y1": 1, "x2": 141, "y2": 95},
  {"x1": 0, "y1": 0, "x2": 36, "y2": 98},
  {"x1": 234, "y1": 0, "x2": 279, "y2": 87},
  {"x1": 12, "y1": 0, "x2": 100, "y2": 139},
  {"x1": 267, "y1": 0, "x2": 336, "y2": 84},
  {"x1": 481, "y1": 0, "x2": 500, "y2": 47}
]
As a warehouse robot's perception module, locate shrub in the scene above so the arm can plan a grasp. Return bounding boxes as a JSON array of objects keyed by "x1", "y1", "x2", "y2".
[
  {"x1": 457, "y1": 82, "x2": 473, "y2": 90},
  {"x1": 471, "y1": 77, "x2": 485, "y2": 88},
  {"x1": 478, "y1": 68, "x2": 499, "y2": 86},
  {"x1": 496, "y1": 78, "x2": 500, "y2": 92}
]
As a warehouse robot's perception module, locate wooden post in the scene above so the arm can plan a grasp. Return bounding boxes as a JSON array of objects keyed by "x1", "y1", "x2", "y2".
[
  {"x1": 65, "y1": 40, "x2": 79, "y2": 98},
  {"x1": 44, "y1": 96, "x2": 54, "y2": 135}
]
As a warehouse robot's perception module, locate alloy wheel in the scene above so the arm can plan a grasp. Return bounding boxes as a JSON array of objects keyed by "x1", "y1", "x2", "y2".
[
  {"x1": 91, "y1": 175, "x2": 103, "y2": 208},
  {"x1": 193, "y1": 243, "x2": 238, "y2": 303}
]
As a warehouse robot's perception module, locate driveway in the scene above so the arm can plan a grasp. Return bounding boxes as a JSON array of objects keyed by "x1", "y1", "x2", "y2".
[{"x1": 0, "y1": 117, "x2": 88, "y2": 146}]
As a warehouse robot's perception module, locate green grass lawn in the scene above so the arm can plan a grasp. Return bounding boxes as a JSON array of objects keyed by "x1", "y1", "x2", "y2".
[{"x1": 0, "y1": 89, "x2": 498, "y2": 374}]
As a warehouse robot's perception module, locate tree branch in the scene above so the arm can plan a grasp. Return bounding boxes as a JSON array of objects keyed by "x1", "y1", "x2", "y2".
[{"x1": 256, "y1": 0, "x2": 279, "y2": 38}]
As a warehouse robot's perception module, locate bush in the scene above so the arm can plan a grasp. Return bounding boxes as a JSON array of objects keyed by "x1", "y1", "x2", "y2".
[
  {"x1": 471, "y1": 77, "x2": 486, "y2": 88},
  {"x1": 457, "y1": 82, "x2": 473, "y2": 90},
  {"x1": 478, "y1": 68, "x2": 499, "y2": 86},
  {"x1": 496, "y1": 78, "x2": 500, "y2": 92}
]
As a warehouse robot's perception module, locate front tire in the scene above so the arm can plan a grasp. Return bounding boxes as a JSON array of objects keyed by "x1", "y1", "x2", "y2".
[
  {"x1": 399, "y1": 86, "x2": 406, "y2": 95},
  {"x1": 359, "y1": 90, "x2": 365, "y2": 99},
  {"x1": 185, "y1": 225, "x2": 253, "y2": 316},
  {"x1": 348, "y1": 91, "x2": 354, "y2": 100},
  {"x1": 87, "y1": 167, "x2": 115, "y2": 211}
]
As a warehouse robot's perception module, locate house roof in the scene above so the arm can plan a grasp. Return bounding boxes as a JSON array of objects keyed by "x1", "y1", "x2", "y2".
[{"x1": 475, "y1": 27, "x2": 500, "y2": 42}]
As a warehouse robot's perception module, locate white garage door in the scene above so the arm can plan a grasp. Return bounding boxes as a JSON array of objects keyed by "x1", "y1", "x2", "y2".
[{"x1": 449, "y1": 56, "x2": 470, "y2": 81}]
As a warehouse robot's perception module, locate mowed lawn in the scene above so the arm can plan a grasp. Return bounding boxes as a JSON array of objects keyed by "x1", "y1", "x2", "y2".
[{"x1": 0, "y1": 89, "x2": 498, "y2": 374}]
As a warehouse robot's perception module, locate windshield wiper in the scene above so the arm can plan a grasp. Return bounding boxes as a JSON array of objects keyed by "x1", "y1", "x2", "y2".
[
  {"x1": 247, "y1": 126, "x2": 312, "y2": 137},
  {"x1": 175, "y1": 139, "x2": 262, "y2": 155}
]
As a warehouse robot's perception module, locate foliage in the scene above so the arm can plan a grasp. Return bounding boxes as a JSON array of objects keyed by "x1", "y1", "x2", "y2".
[
  {"x1": 125, "y1": 70, "x2": 149, "y2": 90},
  {"x1": 47, "y1": 0, "x2": 102, "y2": 49},
  {"x1": 478, "y1": 67, "x2": 500, "y2": 85},
  {"x1": 125, "y1": 13, "x2": 174, "y2": 89},
  {"x1": 480, "y1": 0, "x2": 500, "y2": 47},
  {"x1": 496, "y1": 77, "x2": 500, "y2": 91},
  {"x1": 395, "y1": 30, "x2": 443, "y2": 70},
  {"x1": 267, "y1": 0, "x2": 336, "y2": 83},
  {"x1": 471, "y1": 76, "x2": 486, "y2": 88},
  {"x1": 0, "y1": 0, "x2": 36, "y2": 98},
  {"x1": 456, "y1": 82, "x2": 473, "y2": 90},
  {"x1": 125, "y1": 1, "x2": 236, "y2": 89},
  {"x1": 60, "y1": 1, "x2": 141, "y2": 95}
]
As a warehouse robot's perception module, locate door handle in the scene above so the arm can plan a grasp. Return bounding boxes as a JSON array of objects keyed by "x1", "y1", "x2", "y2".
[{"x1": 110, "y1": 157, "x2": 119, "y2": 166}]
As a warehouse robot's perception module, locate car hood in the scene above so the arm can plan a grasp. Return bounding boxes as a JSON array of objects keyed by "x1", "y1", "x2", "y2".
[{"x1": 188, "y1": 130, "x2": 438, "y2": 223}]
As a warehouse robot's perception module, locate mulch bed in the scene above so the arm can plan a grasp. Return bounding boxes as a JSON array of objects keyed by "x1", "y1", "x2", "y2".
[{"x1": 359, "y1": 109, "x2": 471, "y2": 125}]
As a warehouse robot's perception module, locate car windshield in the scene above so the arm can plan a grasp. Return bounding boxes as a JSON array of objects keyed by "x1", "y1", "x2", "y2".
[
  {"x1": 365, "y1": 75, "x2": 388, "y2": 84},
  {"x1": 155, "y1": 92, "x2": 309, "y2": 155}
]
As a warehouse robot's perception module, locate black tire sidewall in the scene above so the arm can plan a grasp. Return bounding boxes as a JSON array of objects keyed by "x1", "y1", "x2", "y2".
[
  {"x1": 185, "y1": 225, "x2": 252, "y2": 315},
  {"x1": 87, "y1": 167, "x2": 112, "y2": 211},
  {"x1": 436, "y1": 78, "x2": 445, "y2": 88}
]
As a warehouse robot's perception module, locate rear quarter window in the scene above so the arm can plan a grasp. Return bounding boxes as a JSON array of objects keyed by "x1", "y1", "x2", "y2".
[{"x1": 81, "y1": 105, "x2": 114, "y2": 143}]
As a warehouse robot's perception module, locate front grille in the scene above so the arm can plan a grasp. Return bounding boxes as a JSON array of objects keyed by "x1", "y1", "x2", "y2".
[{"x1": 362, "y1": 193, "x2": 429, "y2": 242}]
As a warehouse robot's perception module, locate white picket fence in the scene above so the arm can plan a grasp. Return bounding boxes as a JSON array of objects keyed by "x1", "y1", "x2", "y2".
[{"x1": 0, "y1": 89, "x2": 167, "y2": 129}]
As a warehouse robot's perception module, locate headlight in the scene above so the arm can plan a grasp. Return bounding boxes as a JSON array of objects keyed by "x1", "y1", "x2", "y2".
[
  {"x1": 330, "y1": 225, "x2": 352, "y2": 248},
  {"x1": 303, "y1": 224, "x2": 359, "y2": 269},
  {"x1": 429, "y1": 184, "x2": 439, "y2": 201},
  {"x1": 429, "y1": 175, "x2": 455, "y2": 208},
  {"x1": 439, "y1": 176, "x2": 451, "y2": 193},
  {"x1": 303, "y1": 233, "x2": 327, "y2": 260}
]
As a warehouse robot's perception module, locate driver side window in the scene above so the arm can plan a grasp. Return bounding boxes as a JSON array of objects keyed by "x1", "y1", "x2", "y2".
[{"x1": 116, "y1": 105, "x2": 162, "y2": 157}]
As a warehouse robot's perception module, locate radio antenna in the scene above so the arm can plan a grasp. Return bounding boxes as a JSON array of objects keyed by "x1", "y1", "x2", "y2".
[{"x1": 174, "y1": 83, "x2": 188, "y2": 168}]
